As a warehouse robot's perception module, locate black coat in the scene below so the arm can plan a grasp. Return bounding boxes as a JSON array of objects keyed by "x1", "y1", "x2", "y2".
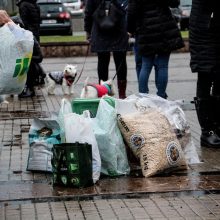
[
  {"x1": 127, "y1": 0, "x2": 184, "y2": 56},
  {"x1": 16, "y1": 0, "x2": 40, "y2": 42},
  {"x1": 84, "y1": 0, "x2": 128, "y2": 52},
  {"x1": 189, "y1": 0, "x2": 220, "y2": 73}
]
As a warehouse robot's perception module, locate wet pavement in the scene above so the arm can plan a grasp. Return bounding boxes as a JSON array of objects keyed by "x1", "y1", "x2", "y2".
[{"x1": 0, "y1": 53, "x2": 220, "y2": 219}]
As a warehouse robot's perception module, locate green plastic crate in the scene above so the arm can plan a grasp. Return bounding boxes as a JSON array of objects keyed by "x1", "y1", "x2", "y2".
[{"x1": 71, "y1": 97, "x2": 115, "y2": 117}]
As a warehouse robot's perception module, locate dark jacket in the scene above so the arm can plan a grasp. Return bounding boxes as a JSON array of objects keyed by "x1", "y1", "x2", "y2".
[
  {"x1": 16, "y1": 0, "x2": 40, "y2": 42},
  {"x1": 127, "y1": 0, "x2": 184, "y2": 56},
  {"x1": 189, "y1": 0, "x2": 220, "y2": 73},
  {"x1": 84, "y1": 0, "x2": 128, "y2": 52}
]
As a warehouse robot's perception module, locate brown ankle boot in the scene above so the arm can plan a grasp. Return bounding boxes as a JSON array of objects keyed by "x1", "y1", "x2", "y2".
[{"x1": 117, "y1": 80, "x2": 127, "y2": 99}]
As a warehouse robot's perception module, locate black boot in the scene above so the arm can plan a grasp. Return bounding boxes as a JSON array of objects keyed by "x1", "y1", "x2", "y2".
[
  {"x1": 18, "y1": 86, "x2": 35, "y2": 98},
  {"x1": 213, "y1": 96, "x2": 220, "y2": 137},
  {"x1": 117, "y1": 80, "x2": 127, "y2": 99},
  {"x1": 194, "y1": 97, "x2": 220, "y2": 148}
]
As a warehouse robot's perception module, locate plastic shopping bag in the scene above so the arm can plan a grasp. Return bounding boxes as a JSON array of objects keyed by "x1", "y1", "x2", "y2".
[
  {"x1": 93, "y1": 99, "x2": 130, "y2": 176},
  {"x1": 116, "y1": 94, "x2": 200, "y2": 164},
  {"x1": 64, "y1": 112, "x2": 101, "y2": 183},
  {"x1": 57, "y1": 98, "x2": 73, "y2": 143},
  {"x1": 27, "y1": 118, "x2": 61, "y2": 172},
  {"x1": 0, "y1": 22, "x2": 34, "y2": 95}
]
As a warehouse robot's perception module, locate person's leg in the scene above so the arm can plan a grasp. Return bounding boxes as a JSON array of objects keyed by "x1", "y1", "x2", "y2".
[
  {"x1": 18, "y1": 62, "x2": 35, "y2": 98},
  {"x1": 113, "y1": 51, "x2": 127, "y2": 98},
  {"x1": 194, "y1": 72, "x2": 220, "y2": 147},
  {"x1": 211, "y1": 71, "x2": 220, "y2": 136},
  {"x1": 133, "y1": 41, "x2": 142, "y2": 79},
  {"x1": 196, "y1": 73, "x2": 213, "y2": 98},
  {"x1": 212, "y1": 71, "x2": 220, "y2": 96},
  {"x1": 97, "y1": 52, "x2": 110, "y2": 82},
  {"x1": 138, "y1": 55, "x2": 154, "y2": 94},
  {"x1": 154, "y1": 53, "x2": 170, "y2": 99}
]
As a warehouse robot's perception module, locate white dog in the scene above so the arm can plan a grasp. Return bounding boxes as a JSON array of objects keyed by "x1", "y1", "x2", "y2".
[
  {"x1": 80, "y1": 77, "x2": 115, "y2": 98},
  {"x1": 46, "y1": 64, "x2": 77, "y2": 95}
]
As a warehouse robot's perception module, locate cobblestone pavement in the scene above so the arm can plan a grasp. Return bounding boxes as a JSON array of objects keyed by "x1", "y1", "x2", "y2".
[
  {"x1": 1, "y1": 193, "x2": 220, "y2": 220},
  {"x1": 0, "y1": 53, "x2": 220, "y2": 219}
]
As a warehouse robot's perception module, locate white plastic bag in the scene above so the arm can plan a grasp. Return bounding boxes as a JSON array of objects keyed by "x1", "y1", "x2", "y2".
[
  {"x1": 93, "y1": 99, "x2": 130, "y2": 176},
  {"x1": 57, "y1": 98, "x2": 73, "y2": 143},
  {"x1": 64, "y1": 112, "x2": 101, "y2": 183},
  {"x1": 0, "y1": 22, "x2": 34, "y2": 95}
]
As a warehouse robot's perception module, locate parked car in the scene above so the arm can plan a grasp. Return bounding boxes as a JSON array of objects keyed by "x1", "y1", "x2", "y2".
[
  {"x1": 171, "y1": 0, "x2": 192, "y2": 31},
  {"x1": 38, "y1": 0, "x2": 72, "y2": 35},
  {"x1": 61, "y1": 0, "x2": 84, "y2": 16}
]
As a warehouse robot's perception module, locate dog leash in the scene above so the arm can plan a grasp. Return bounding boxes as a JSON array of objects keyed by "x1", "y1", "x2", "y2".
[
  {"x1": 73, "y1": 43, "x2": 90, "y2": 85},
  {"x1": 112, "y1": 58, "x2": 124, "y2": 81},
  {"x1": 74, "y1": 37, "x2": 133, "y2": 83}
]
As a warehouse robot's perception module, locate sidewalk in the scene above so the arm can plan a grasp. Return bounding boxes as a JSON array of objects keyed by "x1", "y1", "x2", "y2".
[{"x1": 0, "y1": 53, "x2": 220, "y2": 219}]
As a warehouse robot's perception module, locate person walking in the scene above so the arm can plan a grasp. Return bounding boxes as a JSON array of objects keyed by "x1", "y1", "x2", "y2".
[
  {"x1": 127, "y1": 0, "x2": 184, "y2": 99},
  {"x1": 189, "y1": 0, "x2": 220, "y2": 147},
  {"x1": 16, "y1": 0, "x2": 44, "y2": 98},
  {"x1": 84, "y1": 0, "x2": 128, "y2": 99},
  {"x1": 16, "y1": 0, "x2": 40, "y2": 42}
]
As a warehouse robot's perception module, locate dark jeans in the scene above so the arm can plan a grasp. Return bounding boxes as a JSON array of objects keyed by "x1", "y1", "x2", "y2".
[
  {"x1": 197, "y1": 72, "x2": 220, "y2": 98},
  {"x1": 97, "y1": 51, "x2": 127, "y2": 82},
  {"x1": 133, "y1": 40, "x2": 142, "y2": 78},
  {"x1": 138, "y1": 53, "x2": 170, "y2": 99}
]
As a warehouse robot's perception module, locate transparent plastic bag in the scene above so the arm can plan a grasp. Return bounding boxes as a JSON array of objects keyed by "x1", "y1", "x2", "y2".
[
  {"x1": 93, "y1": 99, "x2": 130, "y2": 176},
  {"x1": 116, "y1": 94, "x2": 200, "y2": 164},
  {"x1": 0, "y1": 22, "x2": 33, "y2": 94}
]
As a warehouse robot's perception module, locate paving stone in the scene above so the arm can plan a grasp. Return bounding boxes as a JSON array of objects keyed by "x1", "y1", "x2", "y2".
[{"x1": 0, "y1": 54, "x2": 220, "y2": 219}]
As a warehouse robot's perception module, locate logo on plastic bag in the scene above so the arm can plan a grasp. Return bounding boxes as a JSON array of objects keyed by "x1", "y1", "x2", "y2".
[{"x1": 13, "y1": 54, "x2": 32, "y2": 80}]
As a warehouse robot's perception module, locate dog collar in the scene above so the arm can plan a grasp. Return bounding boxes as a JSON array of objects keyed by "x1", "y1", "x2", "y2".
[
  {"x1": 64, "y1": 75, "x2": 75, "y2": 86},
  {"x1": 103, "y1": 83, "x2": 111, "y2": 94}
]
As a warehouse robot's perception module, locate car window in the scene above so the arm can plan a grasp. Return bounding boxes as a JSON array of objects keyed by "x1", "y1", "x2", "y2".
[{"x1": 39, "y1": 4, "x2": 64, "y2": 13}]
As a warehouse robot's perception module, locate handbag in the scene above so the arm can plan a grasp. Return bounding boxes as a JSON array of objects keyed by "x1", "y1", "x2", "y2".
[{"x1": 93, "y1": 0, "x2": 126, "y2": 32}]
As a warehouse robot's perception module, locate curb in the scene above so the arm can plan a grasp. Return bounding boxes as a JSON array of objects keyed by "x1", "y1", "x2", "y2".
[{"x1": 40, "y1": 39, "x2": 189, "y2": 58}]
